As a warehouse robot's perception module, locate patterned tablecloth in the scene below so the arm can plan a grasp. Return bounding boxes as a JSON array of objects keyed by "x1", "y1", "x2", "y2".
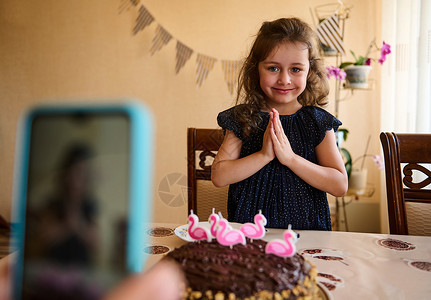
[
  {"x1": 143, "y1": 223, "x2": 431, "y2": 300},
  {"x1": 2, "y1": 223, "x2": 430, "y2": 299},
  {"x1": 290, "y1": 230, "x2": 431, "y2": 299}
]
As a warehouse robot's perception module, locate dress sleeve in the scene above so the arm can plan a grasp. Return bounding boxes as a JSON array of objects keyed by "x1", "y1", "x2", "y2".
[
  {"x1": 313, "y1": 107, "x2": 342, "y2": 145},
  {"x1": 217, "y1": 107, "x2": 243, "y2": 139}
]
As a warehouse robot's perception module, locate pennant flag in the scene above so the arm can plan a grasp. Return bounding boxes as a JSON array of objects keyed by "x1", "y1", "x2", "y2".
[
  {"x1": 150, "y1": 25, "x2": 172, "y2": 55},
  {"x1": 127, "y1": 3, "x2": 241, "y2": 89},
  {"x1": 175, "y1": 41, "x2": 193, "y2": 74},
  {"x1": 133, "y1": 5, "x2": 154, "y2": 35},
  {"x1": 315, "y1": 14, "x2": 345, "y2": 55},
  {"x1": 221, "y1": 60, "x2": 242, "y2": 94},
  {"x1": 118, "y1": 0, "x2": 140, "y2": 14},
  {"x1": 196, "y1": 54, "x2": 216, "y2": 87}
]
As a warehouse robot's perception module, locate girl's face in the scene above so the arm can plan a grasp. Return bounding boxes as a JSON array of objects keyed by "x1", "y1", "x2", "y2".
[{"x1": 258, "y1": 41, "x2": 309, "y2": 113}]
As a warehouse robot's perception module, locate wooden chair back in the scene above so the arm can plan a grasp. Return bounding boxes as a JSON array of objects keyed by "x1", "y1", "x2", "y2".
[
  {"x1": 380, "y1": 132, "x2": 431, "y2": 235},
  {"x1": 187, "y1": 128, "x2": 228, "y2": 220}
]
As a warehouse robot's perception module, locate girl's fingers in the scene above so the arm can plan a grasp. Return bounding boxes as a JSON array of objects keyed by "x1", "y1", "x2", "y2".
[
  {"x1": 272, "y1": 109, "x2": 283, "y2": 138},
  {"x1": 269, "y1": 111, "x2": 276, "y2": 137},
  {"x1": 270, "y1": 109, "x2": 280, "y2": 143},
  {"x1": 270, "y1": 119, "x2": 280, "y2": 144}
]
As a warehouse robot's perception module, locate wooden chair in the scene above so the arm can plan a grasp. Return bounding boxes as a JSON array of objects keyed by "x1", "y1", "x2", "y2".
[
  {"x1": 380, "y1": 132, "x2": 431, "y2": 235},
  {"x1": 187, "y1": 128, "x2": 229, "y2": 220},
  {"x1": 0, "y1": 215, "x2": 9, "y2": 230}
]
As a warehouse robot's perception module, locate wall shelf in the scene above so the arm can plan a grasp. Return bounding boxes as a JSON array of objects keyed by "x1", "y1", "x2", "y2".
[{"x1": 320, "y1": 7, "x2": 375, "y2": 231}]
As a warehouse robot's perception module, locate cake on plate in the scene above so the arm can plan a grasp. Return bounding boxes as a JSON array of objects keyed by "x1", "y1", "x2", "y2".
[{"x1": 163, "y1": 238, "x2": 318, "y2": 300}]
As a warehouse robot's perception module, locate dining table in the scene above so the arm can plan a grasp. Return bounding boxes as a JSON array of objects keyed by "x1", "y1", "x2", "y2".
[{"x1": 143, "y1": 222, "x2": 431, "y2": 300}]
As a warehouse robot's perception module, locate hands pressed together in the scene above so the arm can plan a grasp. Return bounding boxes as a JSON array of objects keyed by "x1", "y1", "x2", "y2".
[
  {"x1": 262, "y1": 107, "x2": 348, "y2": 197},
  {"x1": 262, "y1": 108, "x2": 296, "y2": 167}
]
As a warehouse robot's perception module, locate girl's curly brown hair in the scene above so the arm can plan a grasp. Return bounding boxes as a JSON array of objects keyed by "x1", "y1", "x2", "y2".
[{"x1": 234, "y1": 17, "x2": 329, "y2": 137}]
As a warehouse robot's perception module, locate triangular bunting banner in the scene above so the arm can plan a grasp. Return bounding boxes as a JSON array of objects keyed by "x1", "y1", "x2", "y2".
[
  {"x1": 315, "y1": 13, "x2": 345, "y2": 55},
  {"x1": 133, "y1": 5, "x2": 154, "y2": 35},
  {"x1": 127, "y1": 2, "x2": 240, "y2": 92},
  {"x1": 221, "y1": 60, "x2": 242, "y2": 95},
  {"x1": 118, "y1": 0, "x2": 140, "y2": 14},
  {"x1": 196, "y1": 54, "x2": 216, "y2": 87},
  {"x1": 150, "y1": 25, "x2": 172, "y2": 55},
  {"x1": 175, "y1": 41, "x2": 193, "y2": 74}
]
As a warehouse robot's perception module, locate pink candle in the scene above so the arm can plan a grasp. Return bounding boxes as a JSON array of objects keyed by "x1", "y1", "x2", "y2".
[
  {"x1": 188, "y1": 209, "x2": 212, "y2": 242},
  {"x1": 265, "y1": 225, "x2": 297, "y2": 257},
  {"x1": 240, "y1": 210, "x2": 267, "y2": 240},
  {"x1": 216, "y1": 213, "x2": 246, "y2": 247},
  {"x1": 208, "y1": 208, "x2": 220, "y2": 238}
]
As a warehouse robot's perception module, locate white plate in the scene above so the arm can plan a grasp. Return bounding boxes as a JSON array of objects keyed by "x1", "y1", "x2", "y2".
[
  {"x1": 317, "y1": 282, "x2": 334, "y2": 300},
  {"x1": 174, "y1": 222, "x2": 298, "y2": 242},
  {"x1": 174, "y1": 222, "x2": 242, "y2": 242}
]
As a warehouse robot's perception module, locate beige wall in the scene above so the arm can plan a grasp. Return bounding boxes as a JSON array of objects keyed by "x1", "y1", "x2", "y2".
[{"x1": 0, "y1": 0, "x2": 383, "y2": 230}]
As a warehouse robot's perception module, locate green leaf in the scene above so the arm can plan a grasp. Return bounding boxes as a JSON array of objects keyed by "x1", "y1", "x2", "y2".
[
  {"x1": 340, "y1": 148, "x2": 352, "y2": 178},
  {"x1": 338, "y1": 128, "x2": 349, "y2": 141},
  {"x1": 350, "y1": 50, "x2": 357, "y2": 61},
  {"x1": 355, "y1": 56, "x2": 367, "y2": 65},
  {"x1": 339, "y1": 62, "x2": 354, "y2": 69}
]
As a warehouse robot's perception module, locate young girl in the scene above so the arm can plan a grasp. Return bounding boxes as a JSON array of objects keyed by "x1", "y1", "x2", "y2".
[{"x1": 211, "y1": 18, "x2": 348, "y2": 230}]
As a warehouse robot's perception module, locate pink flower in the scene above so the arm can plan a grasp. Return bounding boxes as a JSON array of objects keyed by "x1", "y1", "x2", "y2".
[
  {"x1": 338, "y1": 69, "x2": 347, "y2": 80},
  {"x1": 365, "y1": 58, "x2": 371, "y2": 65},
  {"x1": 326, "y1": 66, "x2": 346, "y2": 81},
  {"x1": 381, "y1": 41, "x2": 391, "y2": 55},
  {"x1": 372, "y1": 155, "x2": 384, "y2": 170},
  {"x1": 379, "y1": 41, "x2": 391, "y2": 65}
]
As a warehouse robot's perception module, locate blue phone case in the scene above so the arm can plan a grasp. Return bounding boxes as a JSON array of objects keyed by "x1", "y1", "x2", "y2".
[{"x1": 11, "y1": 100, "x2": 153, "y2": 299}]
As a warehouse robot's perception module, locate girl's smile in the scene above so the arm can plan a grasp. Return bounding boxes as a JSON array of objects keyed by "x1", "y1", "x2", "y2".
[
  {"x1": 272, "y1": 87, "x2": 294, "y2": 94},
  {"x1": 258, "y1": 41, "x2": 309, "y2": 114}
]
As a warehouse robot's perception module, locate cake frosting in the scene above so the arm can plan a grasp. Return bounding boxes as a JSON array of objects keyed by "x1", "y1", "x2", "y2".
[{"x1": 164, "y1": 238, "x2": 318, "y2": 300}]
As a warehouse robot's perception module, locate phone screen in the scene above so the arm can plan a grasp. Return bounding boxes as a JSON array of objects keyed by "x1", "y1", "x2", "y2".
[{"x1": 19, "y1": 111, "x2": 131, "y2": 300}]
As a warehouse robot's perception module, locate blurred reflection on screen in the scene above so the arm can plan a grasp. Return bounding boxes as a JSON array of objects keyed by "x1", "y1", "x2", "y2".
[{"x1": 21, "y1": 113, "x2": 130, "y2": 300}]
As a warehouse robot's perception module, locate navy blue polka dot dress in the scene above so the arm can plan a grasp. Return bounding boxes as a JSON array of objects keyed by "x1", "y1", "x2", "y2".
[{"x1": 217, "y1": 106, "x2": 342, "y2": 230}]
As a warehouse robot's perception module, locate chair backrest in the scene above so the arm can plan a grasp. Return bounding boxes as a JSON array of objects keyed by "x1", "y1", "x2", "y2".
[
  {"x1": 187, "y1": 128, "x2": 229, "y2": 220},
  {"x1": 380, "y1": 132, "x2": 431, "y2": 235}
]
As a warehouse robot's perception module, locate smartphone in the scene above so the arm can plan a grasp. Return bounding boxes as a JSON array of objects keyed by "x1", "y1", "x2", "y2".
[{"x1": 11, "y1": 101, "x2": 153, "y2": 300}]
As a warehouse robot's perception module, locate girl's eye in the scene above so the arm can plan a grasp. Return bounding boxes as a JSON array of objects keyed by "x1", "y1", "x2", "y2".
[
  {"x1": 268, "y1": 66, "x2": 279, "y2": 72},
  {"x1": 291, "y1": 67, "x2": 301, "y2": 73}
]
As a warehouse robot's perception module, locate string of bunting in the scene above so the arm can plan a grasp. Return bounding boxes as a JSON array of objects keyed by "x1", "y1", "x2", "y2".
[
  {"x1": 118, "y1": 0, "x2": 140, "y2": 15},
  {"x1": 118, "y1": 0, "x2": 242, "y2": 93}
]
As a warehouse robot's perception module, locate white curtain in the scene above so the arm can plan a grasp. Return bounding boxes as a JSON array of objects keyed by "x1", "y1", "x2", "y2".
[
  {"x1": 380, "y1": 0, "x2": 431, "y2": 233},
  {"x1": 381, "y1": 0, "x2": 431, "y2": 133}
]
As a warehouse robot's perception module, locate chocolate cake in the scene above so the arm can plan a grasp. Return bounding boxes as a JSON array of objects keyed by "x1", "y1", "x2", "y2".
[{"x1": 164, "y1": 239, "x2": 318, "y2": 300}]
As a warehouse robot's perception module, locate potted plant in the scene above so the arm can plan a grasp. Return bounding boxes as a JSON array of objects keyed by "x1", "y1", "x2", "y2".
[
  {"x1": 336, "y1": 132, "x2": 384, "y2": 195},
  {"x1": 348, "y1": 152, "x2": 384, "y2": 195},
  {"x1": 327, "y1": 39, "x2": 391, "y2": 88},
  {"x1": 336, "y1": 128, "x2": 352, "y2": 177}
]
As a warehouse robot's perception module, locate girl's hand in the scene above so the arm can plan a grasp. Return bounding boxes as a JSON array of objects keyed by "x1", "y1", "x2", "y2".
[
  {"x1": 260, "y1": 112, "x2": 275, "y2": 161},
  {"x1": 270, "y1": 108, "x2": 295, "y2": 166}
]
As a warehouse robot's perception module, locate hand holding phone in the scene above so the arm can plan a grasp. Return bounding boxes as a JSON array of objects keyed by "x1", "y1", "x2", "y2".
[{"x1": 11, "y1": 102, "x2": 153, "y2": 300}]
